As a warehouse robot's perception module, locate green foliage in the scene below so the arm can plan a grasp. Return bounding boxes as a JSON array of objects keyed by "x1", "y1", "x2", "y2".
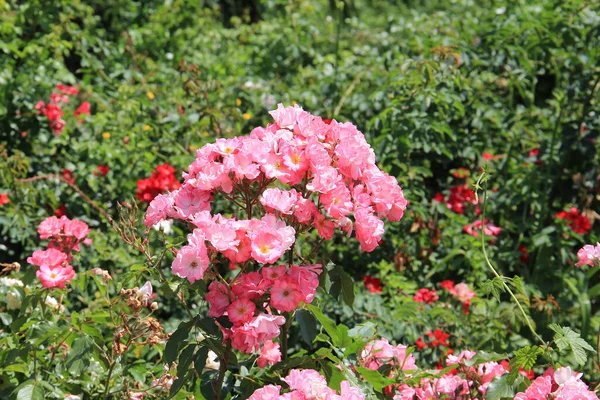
[
  {"x1": 549, "y1": 324, "x2": 596, "y2": 366},
  {"x1": 1, "y1": 0, "x2": 599, "y2": 398}
]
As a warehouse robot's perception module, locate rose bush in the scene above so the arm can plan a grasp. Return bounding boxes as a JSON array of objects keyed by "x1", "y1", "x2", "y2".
[{"x1": 1, "y1": 0, "x2": 599, "y2": 399}]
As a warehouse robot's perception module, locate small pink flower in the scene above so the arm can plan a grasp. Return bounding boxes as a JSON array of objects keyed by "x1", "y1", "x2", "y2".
[
  {"x1": 257, "y1": 340, "x2": 281, "y2": 368},
  {"x1": 261, "y1": 265, "x2": 287, "y2": 282},
  {"x1": 260, "y1": 188, "x2": 299, "y2": 215},
  {"x1": 288, "y1": 264, "x2": 321, "y2": 303},
  {"x1": 463, "y1": 219, "x2": 502, "y2": 238},
  {"x1": 38, "y1": 216, "x2": 64, "y2": 239},
  {"x1": 231, "y1": 271, "x2": 266, "y2": 300},
  {"x1": 206, "y1": 222, "x2": 239, "y2": 252},
  {"x1": 227, "y1": 298, "x2": 256, "y2": 326},
  {"x1": 448, "y1": 283, "x2": 476, "y2": 303},
  {"x1": 251, "y1": 231, "x2": 286, "y2": 264},
  {"x1": 514, "y1": 376, "x2": 552, "y2": 400},
  {"x1": 354, "y1": 208, "x2": 385, "y2": 252},
  {"x1": 36, "y1": 264, "x2": 76, "y2": 288},
  {"x1": 171, "y1": 243, "x2": 209, "y2": 283},
  {"x1": 144, "y1": 194, "x2": 175, "y2": 227},
  {"x1": 576, "y1": 243, "x2": 600, "y2": 267},
  {"x1": 206, "y1": 281, "x2": 231, "y2": 317},
  {"x1": 270, "y1": 276, "x2": 303, "y2": 312},
  {"x1": 248, "y1": 385, "x2": 281, "y2": 400},
  {"x1": 27, "y1": 248, "x2": 68, "y2": 268},
  {"x1": 314, "y1": 213, "x2": 335, "y2": 240}
]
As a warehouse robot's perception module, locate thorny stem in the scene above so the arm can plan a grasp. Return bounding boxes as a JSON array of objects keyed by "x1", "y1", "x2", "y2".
[{"x1": 475, "y1": 173, "x2": 547, "y2": 347}]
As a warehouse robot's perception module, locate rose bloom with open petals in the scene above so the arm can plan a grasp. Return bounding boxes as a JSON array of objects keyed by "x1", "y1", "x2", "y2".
[
  {"x1": 27, "y1": 248, "x2": 68, "y2": 268},
  {"x1": 227, "y1": 298, "x2": 256, "y2": 326},
  {"x1": 171, "y1": 243, "x2": 209, "y2": 283},
  {"x1": 36, "y1": 264, "x2": 76, "y2": 288},
  {"x1": 270, "y1": 277, "x2": 303, "y2": 312}
]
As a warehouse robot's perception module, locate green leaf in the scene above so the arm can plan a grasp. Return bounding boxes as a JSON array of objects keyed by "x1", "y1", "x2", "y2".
[
  {"x1": 511, "y1": 346, "x2": 544, "y2": 371},
  {"x1": 13, "y1": 380, "x2": 45, "y2": 400},
  {"x1": 194, "y1": 346, "x2": 210, "y2": 376},
  {"x1": 549, "y1": 324, "x2": 595, "y2": 365},
  {"x1": 0, "y1": 312, "x2": 13, "y2": 325},
  {"x1": 464, "y1": 351, "x2": 509, "y2": 367},
  {"x1": 355, "y1": 367, "x2": 395, "y2": 392},
  {"x1": 588, "y1": 282, "x2": 600, "y2": 299},
  {"x1": 66, "y1": 334, "x2": 94, "y2": 375},
  {"x1": 336, "y1": 265, "x2": 355, "y2": 308},
  {"x1": 295, "y1": 309, "x2": 318, "y2": 345},
  {"x1": 170, "y1": 344, "x2": 196, "y2": 396},
  {"x1": 481, "y1": 277, "x2": 506, "y2": 301},
  {"x1": 485, "y1": 374, "x2": 518, "y2": 400},
  {"x1": 305, "y1": 304, "x2": 340, "y2": 346},
  {"x1": 165, "y1": 320, "x2": 192, "y2": 364}
]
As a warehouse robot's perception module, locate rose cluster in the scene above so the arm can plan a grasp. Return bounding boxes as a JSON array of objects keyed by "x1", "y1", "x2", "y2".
[
  {"x1": 144, "y1": 103, "x2": 407, "y2": 254},
  {"x1": 34, "y1": 84, "x2": 90, "y2": 135},
  {"x1": 27, "y1": 216, "x2": 91, "y2": 288},
  {"x1": 355, "y1": 341, "x2": 597, "y2": 400},
  {"x1": 137, "y1": 163, "x2": 181, "y2": 203},
  {"x1": 143, "y1": 104, "x2": 406, "y2": 366},
  {"x1": 514, "y1": 366, "x2": 598, "y2": 400},
  {"x1": 248, "y1": 369, "x2": 365, "y2": 400},
  {"x1": 206, "y1": 265, "x2": 321, "y2": 354}
]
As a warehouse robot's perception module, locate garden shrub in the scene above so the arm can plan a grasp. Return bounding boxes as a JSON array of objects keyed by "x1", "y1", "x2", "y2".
[{"x1": 0, "y1": 0, "x2": 599, "y2": 398}]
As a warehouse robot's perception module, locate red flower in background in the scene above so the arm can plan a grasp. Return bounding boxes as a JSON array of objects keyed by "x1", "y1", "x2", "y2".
[
  {"x1": 55, "y1": 84, "x2": 79, "y2": 95},
  {"x1": 0, "y1": 193, "x2": 9, "y2": 206},
  {"x1": 35, "y1": 83, "x2": 82, "y2": 135},
  {"x1": 500, "y1": 360, "x2": 535, "y2": 380},
  {"x1": 54, "y1": 204, "x2": 67, "y2": 217},
  {"x1": 555, "y1": 207, "x2": 592, "y2": 234},
  {"x1": 518, "y1": 245, "x2": 529, "y2": 264},
  {"x1": 75, "y1": 101, "x2": 91, "y2": 118},
  {"x1": 413, "y1": 288, "x2": 439, "y2": 304},
  {"x1": 451, "y1": 168, "x2": 469, "y2": 179},
  {"x1": 137, "y1": 163, "x2": 181, "y2": 203},
  {"x1": 415, "y1": 336, "x2": 427, "y2": 350},
  {"x1": 440, "y1": 280, "x2": 455, "y2": 290},
  {"x1": 95, "y1": 165, "x2": 110, "y2": 176},
  {"x1": 363, "y1": 276, "x2": 383, "y2": 293},
  {"x1": 433, "y1": 192, "x2": 445, "y2": 203},
  {"x1": 446, "y1": 185, "x2": 477, "y2": 214},
  {"x1": 426, "y1": 329, "x2": 450, "y2": 348},
  {"x1": 61, "y1": 169, "x2": 75, "y2": 184},
  {"x1": 529, "y1": 148, "x2": 540, "y2": 157}
]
